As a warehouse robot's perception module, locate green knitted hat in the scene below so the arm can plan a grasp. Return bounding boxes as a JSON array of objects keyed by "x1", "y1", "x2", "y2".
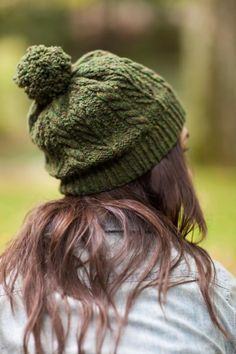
[{"x1": 14, "y1": 44, "x2": 185, "y2": 196}]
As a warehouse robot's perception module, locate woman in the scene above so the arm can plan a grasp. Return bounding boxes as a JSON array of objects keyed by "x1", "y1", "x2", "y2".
[{"x1": 0, "y1": 45, "x2": 235, "y2": 354}]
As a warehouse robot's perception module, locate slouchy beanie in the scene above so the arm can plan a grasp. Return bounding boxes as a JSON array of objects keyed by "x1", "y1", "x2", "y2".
[{"x1": 14, "y1": 45, "x2": 185, "y2": 196}]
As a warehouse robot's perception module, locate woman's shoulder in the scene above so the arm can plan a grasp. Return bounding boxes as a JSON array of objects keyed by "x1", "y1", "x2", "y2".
[
  {"x1": 125, "y1": 252, "x2": 236, "y2": 318},
  {"x1": 117, "y1": 257, "x2": 236, "y2": 354},
  {"x1": 212, "y1": 260, "x2": 236, "y2": 290},
  {"x1": 169, "y1": 246, "x2": 236, "y2": 291},
  {"x1": 210, "y1": 260, "x2": 236, "y2": 317},
  {"x1": 178, "y1": 255, "x2": 236, "y2": 289}
]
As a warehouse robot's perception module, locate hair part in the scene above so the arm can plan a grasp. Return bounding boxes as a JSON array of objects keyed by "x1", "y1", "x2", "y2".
[{"x1": 0, "y1": 141, "x2": 230, "y2": 354}]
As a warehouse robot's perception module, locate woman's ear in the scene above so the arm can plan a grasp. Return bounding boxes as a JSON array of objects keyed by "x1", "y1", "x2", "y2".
[{"x1": 180, "y1": 126, "x2": 190, "y2": 150}]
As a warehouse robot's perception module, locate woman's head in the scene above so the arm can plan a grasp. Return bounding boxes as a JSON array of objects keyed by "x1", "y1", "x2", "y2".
[{"x1": 1, "y1": 46, "x2": 229, "y2": 354}]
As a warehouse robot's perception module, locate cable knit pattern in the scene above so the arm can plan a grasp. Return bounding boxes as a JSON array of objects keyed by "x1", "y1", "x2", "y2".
[{"x1": 14, "y1": 46, "x2": 186, "y2": 196}]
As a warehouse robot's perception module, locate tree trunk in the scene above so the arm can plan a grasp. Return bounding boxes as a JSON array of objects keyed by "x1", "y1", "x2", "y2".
[{"x1": 181, "y1": 0, "x2": 236, "y2": 164}]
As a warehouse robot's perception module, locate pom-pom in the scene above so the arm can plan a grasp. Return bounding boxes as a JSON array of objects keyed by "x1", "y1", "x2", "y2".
[{"x1": 14, "y1": 44, "x2": 72, "y2": 105}]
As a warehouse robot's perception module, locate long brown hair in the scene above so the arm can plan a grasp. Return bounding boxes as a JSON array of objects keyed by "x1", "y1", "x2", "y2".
[{"x1": 0, "y1": 141, "x2": 229, "y2": 354}]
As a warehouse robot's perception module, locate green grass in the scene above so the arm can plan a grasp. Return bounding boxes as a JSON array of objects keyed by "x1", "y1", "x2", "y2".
[
  {"x1": 0, "y1": 161, "x2": 235, "y2": 275},
  {"x1": 0, "y1": 159, "x2": 60, "y2": 248},
  {"x1": 193, "y1": 166, "x2": 236, "y2": 273}
]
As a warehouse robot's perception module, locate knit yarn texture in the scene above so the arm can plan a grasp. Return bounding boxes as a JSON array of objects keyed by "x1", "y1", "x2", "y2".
[{"x1": 14, "y1": 45, "x2": 186, "y2": 196}]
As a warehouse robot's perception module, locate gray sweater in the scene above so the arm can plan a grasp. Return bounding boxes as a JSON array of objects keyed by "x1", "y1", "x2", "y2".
[{"x1": 0, "y1": 227, "x2": 236, "y2": 354}]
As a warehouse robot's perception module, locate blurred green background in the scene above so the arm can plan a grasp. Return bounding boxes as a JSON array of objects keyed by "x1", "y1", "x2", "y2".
[{"x1": 0, "y1": 0, "x2": 235, "y2": 274}]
